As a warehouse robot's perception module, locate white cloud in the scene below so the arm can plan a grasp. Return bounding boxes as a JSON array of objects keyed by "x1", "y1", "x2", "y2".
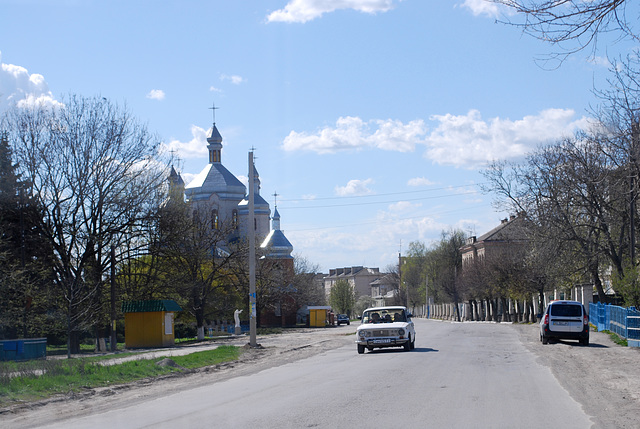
[
  {"x1": 0, "y1": 53, "x2": 60, "y2": 113},
  {"x1": 425, "y1": 108, "x2": 589, "y2": 168},
  {"x1": 282, "y1": 108, "x2": 587, "y2": 168},
  {"x1": 459, "y1": 0, "x2": 502, "y2": 18},
  {"x1": 335, "y1": 178, "x2": 375, "y2": 196},
  {"x1": 146, "y1": 89, "x2": 165, "y2": 101},
  {"x1": 220, "y1": 74, "x2": 245, "y2": 85},
  {"x1": 407, "y1": 177, "x2": 435, "y2": 187},
  {"x1": 164, "y1": 125, "x2": 209, "y2": 159},
  {"x1": 267, "y1": 0, "x2": 401, "y2": 23},
  {"x1": 282, "y1": 116, "x2": 425, "y2": 154},
  {"x1": 210, "y1": 86, "x2": 222, "y2": 92}
]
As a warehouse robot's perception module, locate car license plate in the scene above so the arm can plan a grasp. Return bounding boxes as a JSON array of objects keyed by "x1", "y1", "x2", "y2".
[
  {"x1": 373, "y1": 339, "x2": 391, "y2": 344},
  {"x1": 553, "y1": 321, "x2": 568, "y2": 325}
]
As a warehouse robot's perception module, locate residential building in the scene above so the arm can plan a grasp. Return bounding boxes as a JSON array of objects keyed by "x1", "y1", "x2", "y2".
[
  {"x1": 324, "y1": 266, "x2": 381, "y2": 298},
  {"x1": 460, "y1": 214, "x2": 528, "y2": 267}
]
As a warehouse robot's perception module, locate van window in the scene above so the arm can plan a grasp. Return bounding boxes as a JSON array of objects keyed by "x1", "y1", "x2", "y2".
[{"x1": 550, "y1": 304, "x2": 582, "y2": 317}]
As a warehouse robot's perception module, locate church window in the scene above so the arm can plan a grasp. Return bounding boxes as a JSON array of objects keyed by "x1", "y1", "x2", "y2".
[
  {"x1": 212, "y1": 209, "x2": 219, "y2": 230},
  {"x1": 232, "y1": 209, "x2": 238, "y2": 229},
  {"x1": 254, "y1": 218, "x2": 257, "y2": 230},
  {"x1": 210, "y1": 149, "x2": 221, "y2": 163}
]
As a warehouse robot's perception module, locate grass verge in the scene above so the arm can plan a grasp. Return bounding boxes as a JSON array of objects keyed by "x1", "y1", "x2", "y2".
[
  {"x1": 0, "y1": 345, "x2": 240, "y2": 407},
  {"x1": 601, "y1": 330, "x2": 628, "y2": 346}
]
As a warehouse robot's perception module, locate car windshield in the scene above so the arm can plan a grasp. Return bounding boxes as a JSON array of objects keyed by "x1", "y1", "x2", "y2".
[
  {"x1": 362, "y1": 309, "x2": 406, "y2": 323},
  {"x1": 550, "y1": 304, "x2": 582, "y2": 317}
]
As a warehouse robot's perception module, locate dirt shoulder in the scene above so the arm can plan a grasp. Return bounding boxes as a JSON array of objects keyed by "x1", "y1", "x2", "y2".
[
  {"x1": 511, "y1": 323, "x2": 640, "y2": 429},
  {"x1": 0, "y1": 326, "x2": 358, "y2": 428}
]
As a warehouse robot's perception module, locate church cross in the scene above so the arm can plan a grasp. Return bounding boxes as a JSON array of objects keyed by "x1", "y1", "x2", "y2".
[{"x1": 208, "y1": 102, "x2": 219, "y2": 125}]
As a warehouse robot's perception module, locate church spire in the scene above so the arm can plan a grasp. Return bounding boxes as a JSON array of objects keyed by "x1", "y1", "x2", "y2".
[{"x1": 207, "y1": 102, "x2": 222, "y2": 164}]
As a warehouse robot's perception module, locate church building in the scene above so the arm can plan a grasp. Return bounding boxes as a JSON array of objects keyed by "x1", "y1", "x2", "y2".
[{"x1": 171, "y1": 119, "x2": 293, "y2": 260}]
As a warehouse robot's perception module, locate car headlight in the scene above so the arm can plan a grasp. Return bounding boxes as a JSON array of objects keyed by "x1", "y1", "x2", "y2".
[
  {"x1": 358, "y1": 331, "x2": 366, "y2": 337},
  {"x1": 398, "y1": 328, "x2": 405, "y2": 336}
]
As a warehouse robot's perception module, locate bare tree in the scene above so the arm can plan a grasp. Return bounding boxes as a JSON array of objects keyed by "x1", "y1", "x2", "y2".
[
  {"x1": 156, "y1": 196, "x2": 246, "y2": 339},
  {"x1": 3, "y1": 95, "x2": 168, "y2": 356},
  {"x1": 491, "y1": 0, "x2": 637, "y2": 61}
]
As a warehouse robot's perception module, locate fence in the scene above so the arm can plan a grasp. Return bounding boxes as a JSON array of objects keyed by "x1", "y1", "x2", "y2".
[
  {"x1": 0, "y1": 338, "x2": 47, "y2": 361},
  {"x1": 589, "y1": 303, "x2": 640, "y2": 347}
]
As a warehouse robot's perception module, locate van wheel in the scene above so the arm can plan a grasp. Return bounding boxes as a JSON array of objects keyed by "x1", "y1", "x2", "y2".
[
  {"x1": 541, "y1": 335, "x2": 549, "y2": 345},
  {"x1": 580, "y1": 337, "x2": 589, "y2": 346}
]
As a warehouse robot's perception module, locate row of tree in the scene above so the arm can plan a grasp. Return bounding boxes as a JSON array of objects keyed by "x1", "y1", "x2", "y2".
[
  {"x1": 396, "y1": 1, "x2": 640, "y2": 317},
  {"x1": 0, "y1": 96, "x2": 325, "y2": 357}
]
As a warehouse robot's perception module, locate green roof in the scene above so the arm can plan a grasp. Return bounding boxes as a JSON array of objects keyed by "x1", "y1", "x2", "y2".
[{"x1": 121, "y1": 300, "x2": 182, "y2": 313}]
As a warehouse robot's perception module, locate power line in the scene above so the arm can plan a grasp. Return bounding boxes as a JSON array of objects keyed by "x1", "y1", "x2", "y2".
[
  {"x1": 279, "y1": 188, "x2": 482, "y2": 210},
  {"x1": 284, "y1": 203, "x2": 490, "y2": 233},
  {"x1": 278, "y1": 182, "x2": 487, "y2": 204}
]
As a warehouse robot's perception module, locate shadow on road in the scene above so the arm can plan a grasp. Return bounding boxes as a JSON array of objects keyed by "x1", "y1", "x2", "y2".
[
  {"x1": 365, "y1": 347, "x2": 439, "y2": 354},
  {"x1": 413, "y1": 347, "x2": 439, "y2": 353},
  {"x1": 546, "y1": 339, "x2": 608, "y2": 348}
]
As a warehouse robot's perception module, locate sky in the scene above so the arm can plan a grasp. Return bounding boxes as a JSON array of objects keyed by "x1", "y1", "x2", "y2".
[{"x1": 0, "y1": 0, "x2": 636, "y2": 273}]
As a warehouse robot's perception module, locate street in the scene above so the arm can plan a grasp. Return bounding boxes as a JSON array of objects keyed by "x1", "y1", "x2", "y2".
[{"x1": 23, "y1": 319, "x2": 595, "y2": 428}]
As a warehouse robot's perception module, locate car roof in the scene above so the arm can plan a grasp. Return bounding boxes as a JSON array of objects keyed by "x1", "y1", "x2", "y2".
[
  {"x1": 363, "y1": 306, "x2": 407, "y2": 312},
  {"x1": 549, "y1": 300, "x2": 583, "y2": 305}
]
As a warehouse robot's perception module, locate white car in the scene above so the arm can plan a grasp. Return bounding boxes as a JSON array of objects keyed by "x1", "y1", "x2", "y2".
[
  {"x1": 539, "y1": 300, "x2": 589, "y2": 346},
  {"x1": 356, "y1": 306, "x2": 415, "y2": 354}
]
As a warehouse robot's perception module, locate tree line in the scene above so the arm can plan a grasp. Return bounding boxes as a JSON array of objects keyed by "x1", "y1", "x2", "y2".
[
  {"x1": 400, "y1": 0, "x2": 640, "y2": 317},
  {"x1": 0, "y1": 96, "x2": 324, "y2": 357}
]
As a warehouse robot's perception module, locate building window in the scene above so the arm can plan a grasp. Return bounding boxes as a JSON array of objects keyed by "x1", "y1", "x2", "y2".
[
  {"x1": 210, "y1": 149, "x2": 220, "y2": 163},
  {"x1": 212, "y1": 209, "x2": 219, "y2": 230},
  {"x1": 232, "y1": 209, "x2": 238, "y2": 229}
]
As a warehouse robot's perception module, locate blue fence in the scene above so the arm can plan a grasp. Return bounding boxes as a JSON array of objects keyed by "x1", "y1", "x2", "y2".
[
  {"x1": 0, "y1": 338, "x2": 47, "y2": 361},
  {"x1": 589, "y1": 303, "x2": 640, "y2": 347}
]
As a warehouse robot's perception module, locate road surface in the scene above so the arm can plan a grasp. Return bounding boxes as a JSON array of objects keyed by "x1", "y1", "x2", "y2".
[{"x1": 24, "y1": 319, "x2": 593, "y2": 428}]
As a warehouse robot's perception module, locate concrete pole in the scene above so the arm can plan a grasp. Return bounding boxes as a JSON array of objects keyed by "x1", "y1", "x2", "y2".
[{"x1": 248, "y1": 151, "x2": 257, "y2": 347}]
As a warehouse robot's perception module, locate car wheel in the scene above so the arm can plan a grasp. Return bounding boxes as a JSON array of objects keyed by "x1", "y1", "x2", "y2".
[
  {"x1": 580, "y1": 337, "x2": 589, "y2": 346},
  {"x1": 410, "y1": 338, "x2": 415, "y2": 350},
  {"x1": 541, "y1": 334, "x2": 549, "y2": 345},
  {"x1": 347, "y1": 321, "x2": 350, "y2": 325},
  {"x1": 357, "y1": 344, "x2": 365, "y2": 354},
  {"x1": 404, "y1": 335, "x2": 411, "y2": 351}
]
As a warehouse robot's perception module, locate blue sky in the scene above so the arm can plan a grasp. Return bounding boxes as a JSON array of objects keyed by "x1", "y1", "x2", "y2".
[{"x1": 0, "y1": 0, "x2": 635, "y2": 272}]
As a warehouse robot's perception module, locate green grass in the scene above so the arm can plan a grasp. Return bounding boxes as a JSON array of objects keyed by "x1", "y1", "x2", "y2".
[
  {"x1": 0, "y1": 346, "x2": 240, "y2": 406},
  {"x1": 601, "y1": 330, "x2": 628, "y2": 346}
]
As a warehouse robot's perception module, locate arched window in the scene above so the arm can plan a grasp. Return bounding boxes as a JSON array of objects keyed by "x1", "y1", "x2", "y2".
[
  {"x1": 212, "y1": 209, "x2": 219, "y2": 230},
  {"x1": 232, "y1": 209, "x2": 238, "y2": 229}
]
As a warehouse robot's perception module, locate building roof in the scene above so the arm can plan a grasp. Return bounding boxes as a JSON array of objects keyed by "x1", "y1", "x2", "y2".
[
  {"x1": 121, "y1": 300, "x2": 182, "y2": 313},
  {"x1": 184, "y1": 163, "x2": 246, "y2": 200},
  {"x1": 260, "y1": 229, "x2": 294, "y2": 258}
]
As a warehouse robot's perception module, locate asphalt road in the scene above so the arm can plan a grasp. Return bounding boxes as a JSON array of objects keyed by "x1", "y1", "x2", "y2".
[{"x1": 35, "y1": 319, "x2": 593, "y2": 428}]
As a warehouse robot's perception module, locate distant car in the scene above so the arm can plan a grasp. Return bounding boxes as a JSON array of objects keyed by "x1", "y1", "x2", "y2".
[
  {"x1": 337, "y1": 314, "x2": 350, "y2": 325},
  {"x1": 355, "y1": 306, "x2": 415, "y2": 353},
  {"x1": 540, "y1": 300, "x2": 589, "y2": 346}
]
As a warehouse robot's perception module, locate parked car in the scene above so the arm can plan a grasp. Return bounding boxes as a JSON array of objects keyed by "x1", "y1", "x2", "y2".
[
  {"x1": 336, "y1": 314, "x2": 350, "y2": 325},
  {"x1": 355, "y1": 306, "x2": 415, "y2": 353},
  {"x1": 539, "y1": 300, "x2": 589, "y2": 346}
]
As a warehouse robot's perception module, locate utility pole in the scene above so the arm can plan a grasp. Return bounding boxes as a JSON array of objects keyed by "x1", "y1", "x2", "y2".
[
  {"x1": 629, "y1": 121, "x2": 639, "y2": 266},
  {"x1": 110, "y1": 244, "x2": 117, "y2": 352},
  {"x1": 248, "y1": 151, "x2": 257, "y2": 347}
]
